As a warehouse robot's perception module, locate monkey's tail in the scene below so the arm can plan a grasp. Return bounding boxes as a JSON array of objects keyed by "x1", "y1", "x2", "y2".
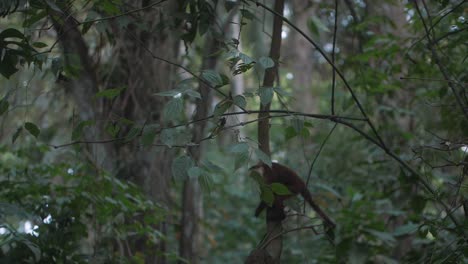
[{"x1": 301, "y1": 189, "x2": 336, "y2": 230}]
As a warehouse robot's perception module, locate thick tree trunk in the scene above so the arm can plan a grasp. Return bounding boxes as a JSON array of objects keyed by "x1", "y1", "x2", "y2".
[
  {"x1": 253, "y1": 0, "x2": 285, "y2": 263},
  {"x1": 107, "y1": 1, "x2": 181, "y2": 263},
  {"x1": 52, "y1": 0, "x2": 180, "y2": 262}
]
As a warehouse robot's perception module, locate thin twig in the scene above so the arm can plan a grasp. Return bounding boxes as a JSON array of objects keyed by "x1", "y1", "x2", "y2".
[
  {"x1": 331, "y1": 0, "x2": 338, "y2": 115},
  {"x1": 304, "y1": 123, "x2": 337, "y2": 213}
]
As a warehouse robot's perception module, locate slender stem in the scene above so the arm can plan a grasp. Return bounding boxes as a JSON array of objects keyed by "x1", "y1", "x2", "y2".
[{"x1": 331, "y1": 0, "x2": 338, "y2": 115}]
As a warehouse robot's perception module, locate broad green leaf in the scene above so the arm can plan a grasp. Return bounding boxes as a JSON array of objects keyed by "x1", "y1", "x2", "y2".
[
  {"x1": 260, "y1": 186, "x2": 274, "y2": 207},
  {"x1": 188, "y1": 166, "x2": 203, "y2": 178},
  {"x1": 201, "y1": 70, "x2": 222, "y2": 86},
  {"x1": 125, "y1": 127, "x2": 140, "y2": 141},
  {"x1": 285, "y1": 126, "x2": 297, "y2": 140},
  {"x1": 255, "y1": 148, "x2": 272, "y2": 167},
  {"x1": 235, "y1": 152, "x2": 249, "y2": 171},
  {"x1": 213, "y1": 100, "x2": 232, "y2": 117},
  {"x1": 72, "y1": 120, "x2": 95, "y2": 140},
  {"x1": 0, "y1": 28, "x2": 25, "y2": 39},
  {"x1": 228, "y1": 142, "x2": 249, "y2": 153},
  {"x1": 0, "y1": 51, "x2": 19, "y2": 78},
  {"x1": 185, "y1": 89, "x2": 201, "y2": 99},
  {"x1": 258, "y1": 87, "x2": 274, "y2": 106},
  {"x1": 154, "y1": 90, "x2": 181, "y2": 97},
  {"x1": 32, "y1": 42, "x2": 47, "y2": 48},
  {"x1": 163, "y1": 98, "x2": 183, "y2": 121},
  {"x1": 258, "y1": 56, "x2": 275, "y2": 69},
  {"x1": 105, "y1": 123, "x2": 119, "y2": 138},
  {"x1": 239, "y1": 52, "x2": 254, "y2": 64},
  {"x1": 24, "y1": 122, "x2": 40, "y2": 138},
  {"x1": 0, "y1": 99, "x2": 9, "y2": 115},
  {"x1": 160, "y1": 127, "x2": 192, "y2": 147},
  {"x1": 271, "y1": 183, "x2": 291, "y2": 195},
  {"x1": 172, "y1": 155, "x2": 195, "y2": 181},
  {"x1": 393, "y1": 223, "x2": 419, "y2": 237},
  {"x1": 233, "y1": 95, "x2": 246, "y2": 109},
  {"x1": 141, "y1": 129, "x2": 158, "y2": 146},
  {"x1": 12, "y1": 126, "x2": 22, "y2": 143},
  {"x1": 365, "y1": 229, "x2": 396, "y2": 245},
  {"x1": 94, "y1": 87, "x2": 125, "y2": 99},
  {"x1": 198, "y1": 173, "x2": 213, "y2": 193}
]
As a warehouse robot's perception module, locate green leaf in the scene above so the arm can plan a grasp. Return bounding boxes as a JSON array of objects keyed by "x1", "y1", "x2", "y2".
[
  {"x1": 260, "y1": 187, "x2": 274, "y2": 207},
  {"x1": 271, "y1": 183, "x2": 291, "y2": 195},
  {"x1": 160, "y1": 128, "x2": 192, "y2": 147},
  {"x1": 228, "y1": 142, "x2": 249, "y2": 153},
  {"x1": 393, "y1": 223, "x2": 419, "y2": 237},
  {"x1": 285, "y1": 126, "x2": 297, "y2": 140},
  {"x1": 94, "y1": 87, "x2": 125, "y2": 99},
  {"x1": 0, "y1": 28, "x2": 25, "y2": 39},
  {"x1": 12, "y1": 126, "x2": 22, "y2": 143},
  {"x1": 235, "y1": 152, "x2": 249, "y2": 171},
  {"x1": 32, "y1": 42, "x2": 47, "y2": 48},
  {"x1": 365, "y1": 229, "x2": 396, "y2": 245},
  {"x1": 0, "y1": 99, "x2": 9, "y2": 115},
  {"x1": 233, "y1": 95, "x2": 246, "y2": 109},
  {"x1": 105, "y1": 123, "x2": 119, "y2": 138},
  {"x1": 172, "y1": 155, "x2": 195, "y2": 181},
  {"x1": 201, "y1": 70, "x2": 222, "y2": 87},
  {"x1": 239, "y1": 52, "x2": 254, "y2": 64},
  {"x1": 0, "y1": 51, "x2": 19, "y2": 78},
  {"x1": 255, "y1": 148, "x2": 272, "y2": 167},
  {"x1": 258, "y1": 87, "x2": 274, "y2": 106},
  {"x1": 163, "y1": 98, "x2": 183, "y2": 121},
  {"x1": 24, "y1": 122, "x2": 40, "y2": 138},
  {"x1": 72, "y1": 120, "x2": 95, "y2": 140},
  {"x1": 213, "y1": 100, "x2": 232, "y2": 117},
  {"x1": 198, "y1": 173, "x2": 213, "y2": 193},
  {"x1": 188, "y1": 166, "x2": 203, "y2": 178},
  {"x1": 141, "y1": 129, "x2": 158, "y2": 146},
  {"x1": 185, "y1": 89, "x2": 201, "y2": 99},
  {"x1": 154, "y1": 90, "x2": 181, "y2": 97},
  {"x1": 258, "y1": 56, "x2": 275, "y2": 69},
  {"x1": 125, "y1": 127, "x2": 140, "y2": 141}
]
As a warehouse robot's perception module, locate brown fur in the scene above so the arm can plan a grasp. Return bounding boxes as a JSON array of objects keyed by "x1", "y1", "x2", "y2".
[{"x1": 250, "y1": 162, "x2": 335, "y2": 229}]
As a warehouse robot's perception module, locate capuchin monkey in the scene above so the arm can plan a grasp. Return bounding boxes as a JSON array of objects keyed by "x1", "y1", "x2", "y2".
[{"x1": 250, "y1": 162, "x2": 335, "y2": 230}]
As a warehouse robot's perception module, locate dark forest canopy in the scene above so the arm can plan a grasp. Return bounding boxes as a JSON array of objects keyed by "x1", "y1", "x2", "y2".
[{"x1": 0, "y1": 0, "x2": 467, "y2": 263}]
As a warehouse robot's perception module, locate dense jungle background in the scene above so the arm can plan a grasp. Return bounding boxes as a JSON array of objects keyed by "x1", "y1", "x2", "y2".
[{"x1": 0, "y1": 0, "x2": 467, "y2": 263}]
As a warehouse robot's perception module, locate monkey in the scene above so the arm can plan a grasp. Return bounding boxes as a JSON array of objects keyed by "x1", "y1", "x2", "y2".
[{"x1": 249, "y1": 162, "x2": 336, "y2": 230}]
